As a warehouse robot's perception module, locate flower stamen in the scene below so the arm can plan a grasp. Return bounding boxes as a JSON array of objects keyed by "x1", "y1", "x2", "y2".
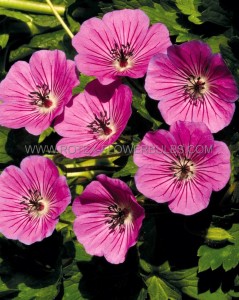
[
  {"x1": 20, "y1": 189, "x2": 45, "y2": 214},
  {"x1": 87, "y1": 111, "x2": 113, "y2": 136},
  {"x1": 171, "y1": 157, "x2": 195, "y2": 181},
  {"x1": 111, "y1": 42, "x2": 134, "y2": 71},
  {"x1": 184, "y1": 75, "x2": 206, "y2": 104},
  {"x1": 29, "y1": 84, "x2": 52, "y2": 108},
  {"x1": 105, "y1": 204, "x2": 129, "y2": 231}
]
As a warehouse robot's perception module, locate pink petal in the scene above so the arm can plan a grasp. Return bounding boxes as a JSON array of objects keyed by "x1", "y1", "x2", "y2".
[
  {"x1": 168, "y1": 179, "x2": 212, "y2": 215},
  {"x1": 55, "y1": 80, "x2": 132, "y2": 158}
]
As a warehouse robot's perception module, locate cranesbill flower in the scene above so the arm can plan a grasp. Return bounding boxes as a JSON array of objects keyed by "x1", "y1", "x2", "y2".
[
  {"x1": 72, "y1": 9, "x2": 171, "y2": 85},
  {"x1": 0, "y1": 50, "x2": 79, "y2": 135},
  {"x1": 0, "y1": 156, "x2": 71, "y2": 244},
  {"x1": 145, "y1": 40, "x2": 238, "y2": 133},
  {"x1": 72, "y1": 174, "x2": 145, "y2": 264},
  {"x1": 54, "y1": 79, "x2": 132, "y2": 158},
  {"x1": 134, "y1": 121, "x2": 230, "y2": 215}
]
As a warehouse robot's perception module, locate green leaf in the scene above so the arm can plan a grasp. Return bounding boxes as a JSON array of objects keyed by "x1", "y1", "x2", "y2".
[
  {"x1": 30, "y1": 14, "x2": 60, "y2": 28},
  {"x1": 0, "y1": 8, "x2": 32, "y2": 22},
  {"x1": 176, "y1": 32, "x2": 200, "y2": 43},
  {"x1": 0, "y1": 34, "x2": 9, "y2": 49},
  {"x1": 113, "y1": 0, "x2": 154, "y2": 9},
  {"x1": 133, "y1": 93, "x2": 162, "y2": 130},
  {"x1": 142, "y1": 261, "x2": 232, "y2": 299},
  {"x1": 146, "y1": 275, "x2": 181, "y2": 300},
  {"x1": 205, "y1": 35, "x2": 228, "y2": 53},
  {"x1": 176, "y1": 0, "x2": 202, "y2": 24},
  {"x1": 99, "y1": 0, "x2": 154, "y2": 12},
  {"x1": 38, "y1": 127, "x2": 55, "y2": 144},
  {"x1": 74, "y1": 242, "x2": 92, "y2": 262},
  {"x1": 137, "y1": 288, "x2": 148, "y2": 300},
  {"x1": 0, "y1": 126, "x2": 13, "y2": 164},
  {"x1": 73, "y1": 74, "x2": 95, "y2": 95},
  {"x1": 63, "y1": 264, "x2": 85, "y2": 300},
  {"x1": 9, "y1": 30, "x2": 65, "y2": 62},
  {"x1": 200, "y1": 0, "x2": 230, "y2": 27},
  {"x1": 220, "y1": 44, "x2": 239, "y2": 84},
  {"x1": 205, "y1": 227, "x2": 234, "y2": 243},
  {"x1": 198, "y1": 224, "x2": 239, "y2": 272},
  {"x1": 141, "y1": 3, "x2": 188, "y2": 35},
  {"x1": 113, "y1": 156, "x2": 137, "y2": 178}
]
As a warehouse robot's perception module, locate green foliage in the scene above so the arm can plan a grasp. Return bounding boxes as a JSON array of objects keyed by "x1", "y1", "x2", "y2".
[
  {"x1": 73, "y1": 74, "x2": 95, "y2": 95},
  {"x1": 200, "y1": 0, "x2": 230, "y2": 27},
  {"x1": 0, "y1": 34, "x2": 9, "y2": 49},
  {"x1": 133, "y1": 93, "x2": 162, "y2": 130},
  {"x1": 113, "y1": 155, "x2": 137, "y2": 177},
  {"x1": 198, "y1": 224, "x2": 239, "y2": 272},
  {"x1": 141, "y1": 3, "x2": 188, "y2": 35},
  {"x1": 0, "y1": 126, "x2": 13, "y2": 164},
  {"x1": 176, "y1": 0, "x2": 202, "y2": 24},
  {"x1": 38, "y1": 127, "x2": 55, "y2": 144}
]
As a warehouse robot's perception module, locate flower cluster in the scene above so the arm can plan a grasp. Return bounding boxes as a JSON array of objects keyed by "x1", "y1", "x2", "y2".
[{"x1": 0, "y1": 8, "x2": 237, "y2": 264}]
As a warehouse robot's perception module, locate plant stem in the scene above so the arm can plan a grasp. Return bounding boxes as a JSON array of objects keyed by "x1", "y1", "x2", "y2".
[
  {"x1": 0, "y1": 0, "x2": 65, "y2": 15},
  {"x1": 45, "y1": 0, "x2": 74, "y2": 39}
]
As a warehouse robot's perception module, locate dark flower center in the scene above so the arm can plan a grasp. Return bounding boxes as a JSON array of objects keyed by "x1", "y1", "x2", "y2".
[
  {"x1": 171, "y1": 157, "x2": 195, "y2": 181},
  {"x1": 29, "y1": 84, "x2": 52, "y2": 108},
  {"x1": 87, "y1": 111, "x2": 112, "y2": 136},
  {"x1": 105, "y1": 204, "x2": 129, "y2": 231},
  {"x1": 184, "y1": 75, "x2": 206, "y2": 103},
  {"x1": 110, "y1": 42, "x2": 134, "y2": 68},
  {"x1": 20, "y1": 189, "x2": 45, "y2": 214}
]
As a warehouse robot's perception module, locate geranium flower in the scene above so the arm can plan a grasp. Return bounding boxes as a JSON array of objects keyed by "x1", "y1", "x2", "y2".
[
  {"x1": 72, "y1": 9, "x2": 171, "y2": 85},
  {"x1": 145, "y1": 40, "x2": 238, "y2": 133},
  {"x1": 0, "y1": 156, "x2": 71, "y2": 244},
  {"x1": 134, "y1": 121, "x2": 230, "y2": 215},
  {"x1": 0, "y1": 50, "x2": 79, "y2": 135},
  {"x1": 72, "y1": 174, "x2": 145, "y2": 264},
  {"x1": 54, "y1": 79, "x2": 132, "y2": 158}
]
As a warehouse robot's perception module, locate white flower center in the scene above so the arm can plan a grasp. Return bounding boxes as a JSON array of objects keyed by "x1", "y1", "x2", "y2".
[
  {"x1": 110, "y1": 42, "x2": 134, "y2": 72},
  {"x1": 171, "y1": 157, "x2": 195, "y2": 181},
  {"x1": 21, "y1": 189, "x2": 50, "y2": 217},
  {"x1": 87, "y1": 111, "x2": 115, "y2": 140},
  {"x1": 185, "y1": 75, "x2": 208, "y2": 104}
]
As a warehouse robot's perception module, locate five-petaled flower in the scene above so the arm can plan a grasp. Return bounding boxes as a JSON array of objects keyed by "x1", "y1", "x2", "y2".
[
  {"x1": 0, "y1": 156, "x2": 71, "y2": 244},
  {"x1": 54, "y1": 79, "x2": 132, "y2": 158},
  {"x1": 0, "y1": 50, "x2": 79, "y2": 135},
  {"x1": 134, "y1": 121, "x2": 231, "y2": 215},
  {"x1": 145, "y1": 40, "x2": 239, "y2": 133},
  {"x1": 72, "y1": 174, "x2": 145, "y2": 264},
  {"x1": 72, "y1": 8, "x2": 171, "y2": 85}
]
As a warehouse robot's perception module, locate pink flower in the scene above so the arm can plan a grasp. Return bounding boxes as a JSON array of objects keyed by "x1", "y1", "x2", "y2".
[
  {"x1": 72, "y1": 9, "x2": 171, "y2": 85},
  {"x1": 0, "y1": 156, "x2": 71, "y2": 244},
  {"x1": 72, "y1": 174, "x2": 145, "y2": 264},
  {"x1": 145, "y1": 40, "x2": 238, "y2": 133},
  {"x1": 54, "y1": 79, "x2": 132, "y2": 158},
  {"x1": 0, "y1": 50, "x2": 79, "y2": 135},
  {"x1": 134, "y1": 121, "x2": 230, "y2": 215}
]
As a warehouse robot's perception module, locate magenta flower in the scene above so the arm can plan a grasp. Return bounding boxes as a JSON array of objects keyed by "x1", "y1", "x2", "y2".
[
  {"x1": 0, "y1": 156, "x2": 71, "y2": 244},
  {"x1": 145, "y1": 40, "x2": 238, "y2": 133},
  {"x1": 0, "y1": 50, "x2": 79, "y2": 135},
  {"x1": 134, "y1": 121, "x2": 230, "y2": 215},
  {"x1": 72, "y1": 174, "x2": 145, "y2": 264},
  {"x1": 72, "y1": 9, "x2": 171, "y2": 85},
  {"x1": 54, "y1": 79, "x2": 132, "y2": 158}
]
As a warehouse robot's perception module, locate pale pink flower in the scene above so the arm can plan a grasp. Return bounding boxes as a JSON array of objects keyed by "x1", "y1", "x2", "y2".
[
  {"x1": 54, "y1": 79, "x2": 132, "y2": 158},
  {"x1": 0, "y1": 50, "x2": 79, "y2": 135},
  {"x1": 73, "y1": 174, "x2": 145, "y2": 264},
  {"x1": 134, "y1": 121, "x2": 231, "y2": 215},
  {"x1": 72, "y1": 9, "x2": 171, "y2": 85},
  {"x1": 0, "y1": 156, "x2": 71, "y2": 244},
  {"x1": 145, "y1": 40, "x2": 238, "y2": 133}
]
